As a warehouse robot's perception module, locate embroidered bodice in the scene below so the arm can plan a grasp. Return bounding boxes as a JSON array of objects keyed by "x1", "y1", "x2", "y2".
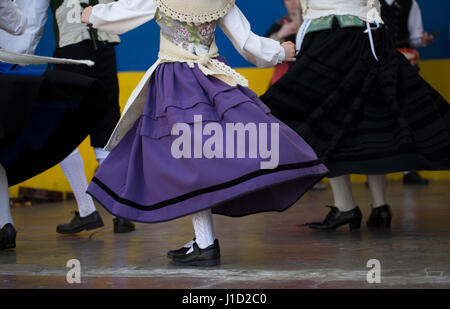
[{"x1": 156, "y1": 9, "x2": 217, "y2": 56}]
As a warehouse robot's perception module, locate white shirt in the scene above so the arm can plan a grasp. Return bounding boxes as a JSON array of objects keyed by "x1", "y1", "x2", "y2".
[
  {"x1": 384, "y1": 0, "x2": 424, "y2": 48},
  {"x1": 89, "y1": 0, "x2": 285, "y2": 68},
  {"x1": 0, "y1": 0, "x2": 27, "y2": 36},
  {"x1": 0, "y1": 0, "x2": 49, "y2": 54},
  {"x1": 0, "y1": 0, "x2": 120, "y2": 54},
  {"x1": 300, "y1": 0, "x2": 384, "y2": 24}
]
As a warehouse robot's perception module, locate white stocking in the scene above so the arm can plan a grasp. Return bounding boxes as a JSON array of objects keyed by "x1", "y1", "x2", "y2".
[
  {"x1": 60, "y1": 149, "x2": 96, "y2": 218},
  {"x1": 94, "y1": 147, "x2": 109, "y2": 166},
  {"x1": 329, "y1": 175, "x2": 357, "y2": 212},
  {"x1": 366, "y1": 175, "x2": 387, "y2": 208},
  {"x1": 188, "y1": 209, "x2": 215, "y2": 253},
  {"x1": 0, "y1": 164, "x2": 13, "y2": 228}
]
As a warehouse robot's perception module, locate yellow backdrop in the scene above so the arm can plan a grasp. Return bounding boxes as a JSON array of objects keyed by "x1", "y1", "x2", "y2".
[{"x1": 8, "y1": 59, "x2": 450, "y2": 197}]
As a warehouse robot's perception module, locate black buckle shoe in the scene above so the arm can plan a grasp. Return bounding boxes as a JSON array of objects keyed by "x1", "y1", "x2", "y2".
[
  {"x1": 170, "y1": 240, "x2": 221, "y2": 266},
  {"x1": 167, "y1": 237, "x2": 196, "y2": 259},
  {"x1": 403, "y1": 171, "x2": 429, "y2": 185},
  {"x1": 113, "y1": 217, "x2": 135, "y2": 234},
  {"x1": 56, "y1": 211, "x2": 104, "y2": 234},
  {"x1": 0, "y1": 223, "x2": 17, "y2": 250},
  {"x1": 167, "y1": 238, "x2": 220, "y2": 259},
  {"x1": 303, "y1": 206, "x2": 362, "y2": 231},
  {"x1": 367, "y1": 205, "x2": 392, "y2": 228}
]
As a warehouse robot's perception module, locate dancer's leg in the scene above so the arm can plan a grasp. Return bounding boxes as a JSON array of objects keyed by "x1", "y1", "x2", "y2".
[
  {"x1": 188, "y1": 209, "x2": 215, "y2": 253},
  {"x1": 0, "y1": 164, "x2": 13, "y2": 228},
  {"x1": 306, "y1": 175, "x2": 362, "y2": 230},
  {"x1": 366, "y1": 175, "x2": 392, "y2": 228},
  {"x1": 60, "y1": 148, "x2": 96, "y2": 217},
  {"x1": 366, "y1": 175, "x2": 387, "y2": 207},
  {"x1": 0, "y1": 163, "x2": 17, "y2": 249},
  {"x1": 170, "y1": 209, "x2": 220, "y2": 266},
  {"x1": 329, "y1": 175, "x2": 357, "y2": 211},
  {"x1": 94, "y1": 147, "x2": 109, "y2": 166}
]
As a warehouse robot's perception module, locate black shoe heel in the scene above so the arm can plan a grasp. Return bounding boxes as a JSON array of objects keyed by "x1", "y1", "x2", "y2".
[
  {"x1": 1, "y1": 224, "x2": 17, "y2": 250},
  {"x1": 4, "y1": 235, "x2": 16, "y2": 249},
  {"x1": 349, "y1": 218, "x2": 362, "y2": 230},
  {"x1": 367, "y1": 205, "x2": 392, "y2": 229},
  {"x1": 113, "y1": 217, "x2": 135, "y2": 234},
  {"x1": 2, "y1": 238, "x2": 16, "y2": 249}
]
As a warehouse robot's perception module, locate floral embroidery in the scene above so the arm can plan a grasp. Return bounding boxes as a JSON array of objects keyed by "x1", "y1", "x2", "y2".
[
  {"x1": 198, "y1": 24, "x2": 215, "y2": 40},
  {"x1": 156, "y1": 9, "x2": 217, "y2": 51},
  {"x1": 176, "y1": 27, "x2": 192, "y2": 41}
]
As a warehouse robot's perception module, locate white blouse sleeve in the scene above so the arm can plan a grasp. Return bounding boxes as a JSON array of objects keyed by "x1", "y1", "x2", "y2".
[
  {"x1": 0, "y1": 0, "x2": 27, "y2": 35},
  {"x1": 89, "y1": 0, "x2": 157, "y2": 35},
  {"x1": 218, "y1": 5, "x2": 285, "y2": 68},
  {"x1": 408, "y1": 0, "x2": 425, "y2": 48},
  {"x1": 15, "y1": 0, "x2": 50, "y2": 54}
]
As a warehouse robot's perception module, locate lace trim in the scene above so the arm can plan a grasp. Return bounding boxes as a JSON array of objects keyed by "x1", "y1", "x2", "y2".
[
  {"x1": 158, "y1": 53, "x2": 249, "y2": 87},
  {"x1": 155, "y1": 0, "x2": 235, "y2": 23}
]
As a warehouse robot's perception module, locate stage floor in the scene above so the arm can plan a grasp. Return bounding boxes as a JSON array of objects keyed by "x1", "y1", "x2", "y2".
[{"x1": 1, "y1": 181, "x2": 449, "y2": 289}]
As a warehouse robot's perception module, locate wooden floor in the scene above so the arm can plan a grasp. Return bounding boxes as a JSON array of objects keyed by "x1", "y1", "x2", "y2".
[{"x1": 1, "y1": 181, "x2": 449, "y2": 289}]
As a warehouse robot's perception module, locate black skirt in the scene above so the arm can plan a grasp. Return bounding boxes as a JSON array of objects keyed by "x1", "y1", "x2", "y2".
[
  {"x1": 53, "y1": 41, "x2": 121, "y2": 148},
  {"x1": 261, "y1": 18, "x2": 450, "y2": 177},
  {"x1": 0, "y1": 69, "x2": 108, "y2": 186},
  {"x1": 0, "y1": 73, "x2": 42, "y2": 151}
]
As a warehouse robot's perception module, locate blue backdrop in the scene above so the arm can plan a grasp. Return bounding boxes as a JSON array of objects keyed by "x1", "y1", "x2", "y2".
[{"x1": 35, "y1": 0, "x2": 450, "y2": 71}]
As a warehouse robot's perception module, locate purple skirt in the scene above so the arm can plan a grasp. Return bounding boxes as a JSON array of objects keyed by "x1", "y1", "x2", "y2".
[{"x1": 87, "y1": 60, "x2": 328, "y2": 223}]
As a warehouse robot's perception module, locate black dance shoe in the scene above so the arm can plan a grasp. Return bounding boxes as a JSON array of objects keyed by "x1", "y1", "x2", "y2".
[
  {"x1": 167, "y1": 238, "x2": 220, "y2": 259},
  {"x1": 0, "y1": 224, "x2": 17, "y2": 250},
  {"x1": 113, "y1": 217, "x2": 136, "y2": 234},
  {"x1": 167, "y1": 237, "x2": 196, "y2": 259},
  {"x1": 367, "y1": 205, "x2": 392, "y2": 228},
  {"x1": 56, "y1": 211, "x2": 104, "y2": 234},
  {"x1": 403, "y1": 171, "x2": 429, "y2": 185},
  {"x1": 304, "y1": 206, "x2": 362, "y2": 231},
  {"x1": 170, "y1": 240, "x2": 221, "y2": 266}
]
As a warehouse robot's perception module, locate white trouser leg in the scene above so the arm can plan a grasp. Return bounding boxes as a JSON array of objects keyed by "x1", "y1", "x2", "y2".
[
  {"x1": 329, "y1": 175, "x2": 357, "y2": 212},
  {"x1": 60, "y1": 149, "x2": 96, "y2": 217},
  {"x1": 366, "y1": 175, "x2": 388, "y2": 208},
  {"x1": 0, "y1": 164, "x2": 13, "y2": 228}
]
